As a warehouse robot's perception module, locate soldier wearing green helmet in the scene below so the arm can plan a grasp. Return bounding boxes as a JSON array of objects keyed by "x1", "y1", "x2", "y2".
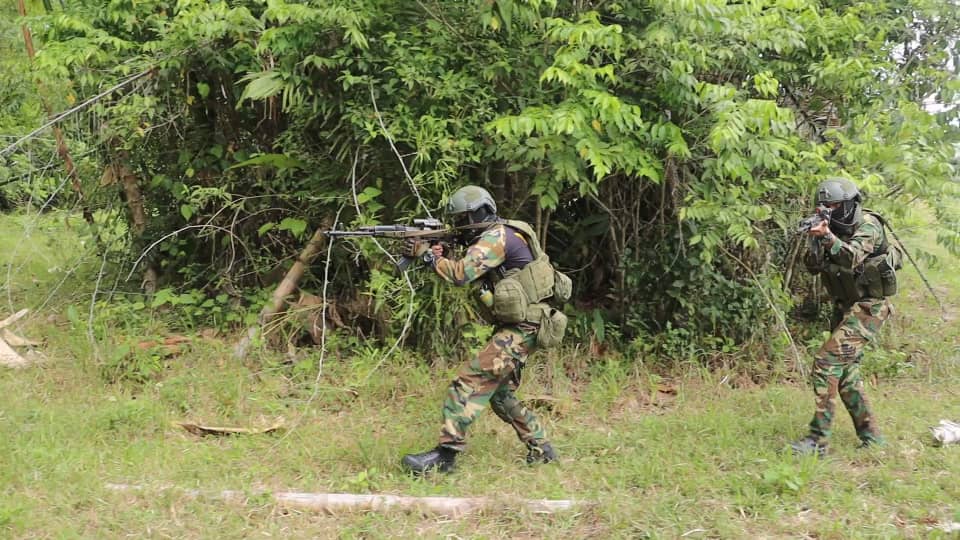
[
  {"x1": 399, "y1": 185, "x2": 570, "y2": 473},
  {"x1": 791, "y1": 177, "x2": 901, "y2": 456}
]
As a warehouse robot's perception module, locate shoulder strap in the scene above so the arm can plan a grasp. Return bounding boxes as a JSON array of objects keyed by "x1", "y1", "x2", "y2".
[
  {"x1": 860, "y1": 210, "x2": 889, "y2": 256},
  {"x1": 501, "y1": 219, "x2": 544, "y2": 259},
  {"x1": 862, "y1": 209, "x2": 888, "y2": 228}
]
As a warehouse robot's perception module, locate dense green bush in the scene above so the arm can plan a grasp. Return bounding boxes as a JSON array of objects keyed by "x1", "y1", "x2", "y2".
[{"x1": 6, "y1": 0, "x2": 958, "y2": 361}]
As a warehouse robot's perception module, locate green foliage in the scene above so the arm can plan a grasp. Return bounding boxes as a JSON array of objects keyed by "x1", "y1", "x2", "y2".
[
  {"x1": 583, "y1": 357, "x2": 630, "y2": 409},
  {"x1": 3, "y1": 0, "x2": 958, "y2": 363},
  {"x1": 0, "y1": 502, "x2": 25, "y2": 533},
  {"x1": 93, "y1": 396, "x2": 165, "y2": 434},
  {"x1": 861, "y1": 346, "x2": 915, "y2": 379},
  {"x1": 2, "y1": 208, "x2": 960, "y2": 537},
  {"x1": 99, "y1": 340, "x2": 164, "y2": 384},
  {"x1": 567, "y1": 308, "x2": 616, "y2": 346},
  {"x1": 761, "y1": 461, "x2": 811, "y2": 496},
  {"x1": 340, "y1": 468, "x2": 381, "y2": 493}
]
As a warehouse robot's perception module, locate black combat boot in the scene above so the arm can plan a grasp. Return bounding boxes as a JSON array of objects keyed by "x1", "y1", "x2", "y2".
[
  {"x1": 526, "y1": 441, "x2": 558, "y2": 465},
  {"x1": 857, "y1": 436, "x2": 885, "y2": 450},
  {"x1": 790, "y1": 436, "x2": 827, "y2": 457},
  {"x1": 401, "y1": 446, "x2": 458, "y2": 474}
]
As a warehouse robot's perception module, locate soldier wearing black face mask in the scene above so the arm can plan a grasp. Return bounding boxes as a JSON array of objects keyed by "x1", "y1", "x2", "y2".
[{"x1": 791, "y1": 177, "x2": 902, "y2": 456}]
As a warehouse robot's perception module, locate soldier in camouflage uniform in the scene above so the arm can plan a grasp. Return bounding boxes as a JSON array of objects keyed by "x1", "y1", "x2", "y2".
[
  {"x1": 792, "y1": 177, "x2": 898, "y2": 456},
  {"x1": 400, "y1": 185, "x2": 559, "y2": 473}
]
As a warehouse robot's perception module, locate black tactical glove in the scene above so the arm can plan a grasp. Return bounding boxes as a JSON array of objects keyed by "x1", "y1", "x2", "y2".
[{"x1": 402, "y1": 238, "x2": 429, "y2": 258}]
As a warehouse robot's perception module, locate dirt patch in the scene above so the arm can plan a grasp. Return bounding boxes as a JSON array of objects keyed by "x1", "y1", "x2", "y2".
[{"x1": 610, "y1": 383, "x2": 678, "y2": 420}]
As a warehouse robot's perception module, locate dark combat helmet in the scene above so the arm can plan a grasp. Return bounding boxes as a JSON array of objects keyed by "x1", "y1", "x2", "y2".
[
  {"x1": 816, "y1": 177, "x2": 862, "y2": 236},
  {"x1": 445, "y1": 185, "x2": 499, "y2": 244}
]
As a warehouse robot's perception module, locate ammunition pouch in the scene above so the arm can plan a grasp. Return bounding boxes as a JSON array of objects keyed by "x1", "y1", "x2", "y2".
[
  {"x1": 819, "y1": 211, "x2": 901, "y2": 302},
  {"x1": 552, "y1": 270, "x2": 573, "y2": 305},
  {"x1": 492, "y1": 273, "x2": 530, "y2": 324},
  {"x1": 492, "y1": 258, "x2": 556, "y2": 322},
  {"x1": 514, "y1": 257, "x2": 557, "y2": 304},
  {"x1": 533, "y1": 304, "x2": 568, "y2": 348},
  {"x1": 858, "y1": 246, "x2": 902, "y2": 298},
  {"x1": 822, "y1": 266, "x2": 861, "y2": 304}
]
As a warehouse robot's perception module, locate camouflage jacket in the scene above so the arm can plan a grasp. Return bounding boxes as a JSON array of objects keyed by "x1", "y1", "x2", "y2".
[
  {"x1": 431, "y1": 222, "x2": 534, "y2": 286},
  {"x1": 804, "y1": 213, "x2": 885, "y2": 274},
  {"x1": 804, "y1": 213, "x2": 890, "y2": 305}
]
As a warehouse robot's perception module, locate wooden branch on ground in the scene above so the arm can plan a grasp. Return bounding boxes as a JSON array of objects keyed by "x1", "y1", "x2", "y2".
[
  {"x1": 105, "y1": 483, "x2": 580, "y2": 516},
  {"x1": 0, "y1": 309, "x2": 40, "y2": 368},
  {"x1": 176, "y1": 420, "x2": 285, "y2": 437},
  {"x1": 0, "y1": 309, "x2": 28, "y2": 330},
  {"x1": 233, "y1": 225, "x2": 330, "y2": 360},
  {"x1": 2, "y1": 329, "x2": 40, "y2": 347},
  {"x1": 0, "y1": 337, "x2": 28, "y2": 368}
]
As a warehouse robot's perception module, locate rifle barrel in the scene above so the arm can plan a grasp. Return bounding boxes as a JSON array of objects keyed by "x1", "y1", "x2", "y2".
[
  {"x1": 324, "y1": 230, "x2": 376, "y2": 237},
  {"x1": 323, "y1": 228, "x2": 452, "y2": 238}
]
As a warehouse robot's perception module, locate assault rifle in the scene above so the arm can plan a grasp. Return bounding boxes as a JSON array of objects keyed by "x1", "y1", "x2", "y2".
[
  {"x1": 323, "y1": 218, "x2": 455, "y2": 270},
  {"x1": 797, "y1": 205, "x2": 833, "y2": 234}
]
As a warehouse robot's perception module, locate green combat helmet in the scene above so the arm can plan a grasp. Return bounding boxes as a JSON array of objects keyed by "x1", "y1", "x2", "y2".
[
  {"x1": 815, "y1": 177, "x2": 863, "y2": 236},
  {"x1": 446, "y1": 185, "x2": 498, "y2": 242}
]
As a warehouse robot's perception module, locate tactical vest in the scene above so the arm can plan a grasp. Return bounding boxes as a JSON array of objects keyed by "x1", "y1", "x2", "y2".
[
  {"x1": 820, "y1": 211, "x2": 901, "y2": 305},
  {"x1": 483, "y1": 220, "x2": 572, "y2": 347}
]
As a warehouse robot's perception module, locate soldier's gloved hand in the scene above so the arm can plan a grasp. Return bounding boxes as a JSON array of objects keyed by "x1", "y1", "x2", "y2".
[{"x1": 402, "y1": 238, "x2": 429, "y2": 258}]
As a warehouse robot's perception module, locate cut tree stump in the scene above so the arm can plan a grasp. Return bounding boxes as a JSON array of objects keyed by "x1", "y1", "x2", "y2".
[{"x1": 105, "y1": 483, "x2": 580, "y2": 516}]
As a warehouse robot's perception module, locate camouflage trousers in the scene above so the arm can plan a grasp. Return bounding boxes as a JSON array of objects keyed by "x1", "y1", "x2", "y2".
[
  {"x1": 807, "y1": 298, "x2": 892, "y2": 446},
  {"x1": 438, "y1": 325, "x2": 548, "y2": 452}
]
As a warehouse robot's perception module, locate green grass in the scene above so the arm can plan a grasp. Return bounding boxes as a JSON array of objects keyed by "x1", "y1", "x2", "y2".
[{"x1": 1, "y1": 209, "x2": 959, "y2": 539}]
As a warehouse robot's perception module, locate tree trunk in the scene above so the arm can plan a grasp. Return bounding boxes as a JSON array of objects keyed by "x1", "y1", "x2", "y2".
[
  {"x1": 233, "y1": 225, "x2": 330, "y2": 360},
  {"x1": 107, "y1": 154, "x2": 155, "y2": 292},
  {"x1": 18, "y1": 0, "x2": 90, "y2": 222},
  {"x1": 116, "y1": 162, "x2": 147, "y2": 235}
]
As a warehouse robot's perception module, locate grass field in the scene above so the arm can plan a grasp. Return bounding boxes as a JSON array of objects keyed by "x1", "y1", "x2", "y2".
[{"x1": 1, "y1": 211, "x2": 959, "y2": 539}]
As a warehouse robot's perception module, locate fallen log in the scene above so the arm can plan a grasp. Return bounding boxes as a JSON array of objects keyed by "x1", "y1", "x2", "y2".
[
  {"x1": 105, "y1": 483, "x2": 579, "y2": 516},
  {"x1": 0, "y1": 336, "x2": 28, "y2": 368}
]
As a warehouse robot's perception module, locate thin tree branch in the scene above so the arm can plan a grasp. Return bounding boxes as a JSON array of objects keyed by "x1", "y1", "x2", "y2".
[{"x1": 1, "y1": 69, "x2": 153, "y2": 158}]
